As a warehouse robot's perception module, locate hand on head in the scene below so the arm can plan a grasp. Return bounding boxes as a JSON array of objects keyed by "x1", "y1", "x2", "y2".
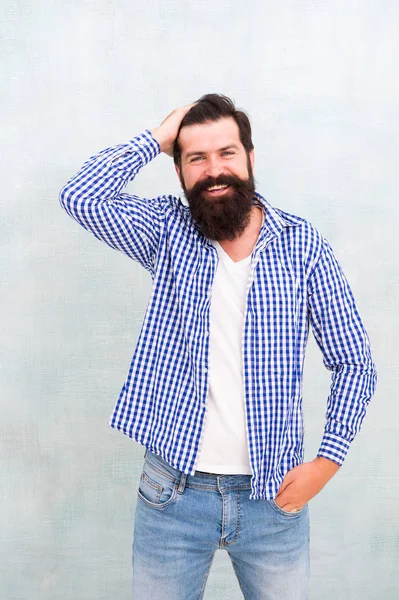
[{"x1": 150, "y1": 103, "x2": 197, "y2": 157}]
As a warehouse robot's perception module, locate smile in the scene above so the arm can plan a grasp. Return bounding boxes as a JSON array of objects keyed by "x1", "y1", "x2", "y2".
[{"x1": 204, "y1": 185, "x2": 231, "y2": 196}]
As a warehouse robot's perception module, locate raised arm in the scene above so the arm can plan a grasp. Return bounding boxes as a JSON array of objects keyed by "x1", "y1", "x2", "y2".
[{"x1": 59, "y1": 103, "x2": 196, "y2": 274}]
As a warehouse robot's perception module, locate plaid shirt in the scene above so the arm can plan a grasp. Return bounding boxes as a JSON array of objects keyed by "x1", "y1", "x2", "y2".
[{"x1": 59, "y1": 129, "x2": 377, "y2": 500}]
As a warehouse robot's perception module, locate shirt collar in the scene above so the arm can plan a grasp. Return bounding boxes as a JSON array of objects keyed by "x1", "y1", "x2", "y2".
[
  {"x1": 183, "y1": 190, "x2": 303, "y2": 248},
  {"x1": 253, "y1": 191, "x2": 303, "y2": 232}
]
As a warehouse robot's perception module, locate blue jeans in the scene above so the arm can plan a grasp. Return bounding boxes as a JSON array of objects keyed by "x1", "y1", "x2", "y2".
[{"x1": 132, "y1": 449, "x2": 310, "y2": 599}]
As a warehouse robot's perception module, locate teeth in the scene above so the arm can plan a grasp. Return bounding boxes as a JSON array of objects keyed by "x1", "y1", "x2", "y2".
[{"x1": 207, "y1": 185, "x2": 228, "y2": 191}]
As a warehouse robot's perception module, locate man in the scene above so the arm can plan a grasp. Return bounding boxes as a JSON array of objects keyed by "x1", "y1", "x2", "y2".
[{"x1": 59, "y1": 94, "x2": 376, "y2": 599}]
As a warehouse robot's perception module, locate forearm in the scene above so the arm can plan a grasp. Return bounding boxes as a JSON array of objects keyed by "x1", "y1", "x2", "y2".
[
  {"x1": 316, "y1": 359, "x2": 377, "y2": 465},
  {"x1": 58, "y1": 130, "x2": 163, "y2": 268},
  {"x1": 308, "y1": 238, "x2": 377, "y2": 466},
  {"x1": 59, "y1": 130, "x2": 160, "y2": 212}
]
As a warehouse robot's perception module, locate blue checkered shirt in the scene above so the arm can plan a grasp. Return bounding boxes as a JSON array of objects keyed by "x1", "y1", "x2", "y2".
[{"x1": 59, "y1": 129, "x2": 377, "y2": 500}]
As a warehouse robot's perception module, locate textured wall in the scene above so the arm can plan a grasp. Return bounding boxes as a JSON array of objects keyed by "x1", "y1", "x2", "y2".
[{"x1": 2, "y1": 1, "x2": 397, "y2": 598}]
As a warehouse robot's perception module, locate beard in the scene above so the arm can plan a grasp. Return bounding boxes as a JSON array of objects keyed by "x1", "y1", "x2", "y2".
[{"x1": 181, "y1": 158, "x2": 256, "y2": 241}]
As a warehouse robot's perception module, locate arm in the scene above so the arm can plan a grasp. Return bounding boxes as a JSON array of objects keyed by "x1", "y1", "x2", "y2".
[
  {"x1": 308, "y1": 237, "x2": 377, "y2": 465},
  {"x1": 59, "y1": 103, "x2": 196, "y2": 274},
  {"x1": 59, "y1": 130, "x2": 163, "y2": 273},
  {"x1": 275, "y1": 237, "x2": 377, "y2": 512}
]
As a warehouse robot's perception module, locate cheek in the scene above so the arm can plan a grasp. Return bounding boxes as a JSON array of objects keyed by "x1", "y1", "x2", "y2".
[
  {"x1": 186, "y1": 175, "x2": 195, "y2": 188},
  {"x1": 240, "y1": 162, "x2": 250, "y2": 178},
  {"x1": 185, "y1": 170, "x2": 202, "y2": 190}
]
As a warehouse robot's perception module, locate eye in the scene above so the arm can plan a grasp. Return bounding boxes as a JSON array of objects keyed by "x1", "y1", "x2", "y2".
[
  {"x1": 222, "y1": 151, "x2": 234, "y2": 156},
  {"x1": 190, "y1": 156, "x2": 204, "y2": 162}
]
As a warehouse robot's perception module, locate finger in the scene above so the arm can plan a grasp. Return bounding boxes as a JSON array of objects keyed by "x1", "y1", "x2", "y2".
[
  {"x1": 182, "y1": 102, "x2": 197, "y2": 113},
  {"x1": 275, "y1": 496, "x2": 302, "y2": 512},
  {"x1": 285, "y1": 506, "x2": 302, "y2": 513},
  {"x1": 276, "y1": 478, "x2": 294, "y2": 498},
  {"x1": 274, "y1": 495, "x2": 290, "y2": 509},
  {"x1": 283, "y1": 469, "x2": 296, "y2": 484}
]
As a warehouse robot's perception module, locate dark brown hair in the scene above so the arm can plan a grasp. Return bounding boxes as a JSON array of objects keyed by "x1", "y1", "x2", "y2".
[{"x1": 173, "y1": 93, "x2": 254, "y2": 170}]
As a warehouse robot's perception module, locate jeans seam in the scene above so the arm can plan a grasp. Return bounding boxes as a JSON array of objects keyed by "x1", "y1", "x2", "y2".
[
  {"x1": 136, "y1": 486, "x2": 178, "y2": 510},
  {"x1": 141, "y1": 471, "x2": 162, "y2": 494},
  {"x1": 145, "y1": 457, "x2": 179, "y2": 484},
  {"x1": 223, "y1": 491, "x2": 242, "y2": 546},
  {"x1": 229, "y1": 557, "x2": 248, "y2": 600},
  {"x1": 197, "y1": 555, "x2": 214, "y2": 600}
]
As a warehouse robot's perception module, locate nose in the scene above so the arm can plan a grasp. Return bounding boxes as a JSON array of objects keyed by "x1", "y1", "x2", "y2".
[{"x1": 204, "y1": 156, "x2": 226, "y2": 179}]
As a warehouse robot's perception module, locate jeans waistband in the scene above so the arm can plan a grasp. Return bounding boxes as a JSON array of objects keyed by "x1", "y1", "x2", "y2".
[{"x1": 144, "y1": 448, "x2": 253, "y2": 492}]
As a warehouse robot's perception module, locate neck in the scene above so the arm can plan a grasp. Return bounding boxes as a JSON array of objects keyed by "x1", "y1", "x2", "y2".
[{"x1": 239, "y1": 205, "x2": 263, "y2": 241}]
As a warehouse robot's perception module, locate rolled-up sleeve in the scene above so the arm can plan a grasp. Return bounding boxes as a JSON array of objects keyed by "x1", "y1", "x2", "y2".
[{"x1": 307, "y1": 237, "x2": 377, "y2": 465}]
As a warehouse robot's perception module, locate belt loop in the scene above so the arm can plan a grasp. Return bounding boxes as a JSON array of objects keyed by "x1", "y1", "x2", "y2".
[
  {"x1": 144, "y1": 448, "x2": 148, "y2": 458},
  {"x1": 177, "y1": 472, "x2": 187, "y2": 494}
]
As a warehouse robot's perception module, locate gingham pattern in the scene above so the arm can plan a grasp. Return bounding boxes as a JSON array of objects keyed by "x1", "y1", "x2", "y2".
[{"x1": 59, "y1": 129, "x2": 377, "y2": 500}]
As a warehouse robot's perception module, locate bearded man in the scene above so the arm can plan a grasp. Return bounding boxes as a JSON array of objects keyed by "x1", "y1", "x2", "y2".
[{"x1": 59, "y1": 93, "x2": 376, "y2": 600}]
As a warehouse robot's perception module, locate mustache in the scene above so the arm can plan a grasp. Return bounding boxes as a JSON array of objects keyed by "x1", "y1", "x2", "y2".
[{"x1": 192, "y1": 175, "x2": 248, "y2": 194}]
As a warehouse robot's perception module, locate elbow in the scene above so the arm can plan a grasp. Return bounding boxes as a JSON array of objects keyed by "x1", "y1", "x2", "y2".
[
  {"x1": 59, "y1": 183, "x2": 71, "y2": 210},
  {"x1": 59, "y1": 182, "x2": 80, "y2": 217}
]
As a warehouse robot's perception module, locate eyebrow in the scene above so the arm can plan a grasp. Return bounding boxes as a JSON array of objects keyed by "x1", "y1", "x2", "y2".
[{"x1": 184, "y1": 145, "x2": 240, "y2": 160}]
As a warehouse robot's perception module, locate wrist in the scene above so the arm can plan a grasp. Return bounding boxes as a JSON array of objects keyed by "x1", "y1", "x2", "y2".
[
  {"x1": 313, "y1": 456, "x2": 340, "y2": 482},
  {"x1": 149, "y1": 127, "x2": 170, "y2": 153}
]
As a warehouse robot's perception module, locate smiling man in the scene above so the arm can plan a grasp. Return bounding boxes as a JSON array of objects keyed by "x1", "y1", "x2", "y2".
[
  {"x1": 174, "y1": 116, "x2": 257, "y2": 241},
  {"x1": 59, "y1": 94, "x2": 377, "y2": 599}
]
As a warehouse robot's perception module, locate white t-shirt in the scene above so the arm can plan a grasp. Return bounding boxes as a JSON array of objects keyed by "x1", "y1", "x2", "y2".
[{"x1": 194, "y1": 210, "x2": 264, "y2": 474}]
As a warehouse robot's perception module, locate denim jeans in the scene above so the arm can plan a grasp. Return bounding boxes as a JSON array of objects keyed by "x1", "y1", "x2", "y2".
[{"x1": 132, "y1": 449, "x2": 310, "y2": 599}]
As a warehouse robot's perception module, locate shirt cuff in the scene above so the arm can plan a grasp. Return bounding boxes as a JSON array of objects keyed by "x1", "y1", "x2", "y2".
[
  {"x1": 129, "y1": 129, "x2": 161, "y2": 165},
  {"x1": 108, "y1": 129, "x2": 161, "y2": 170},
  {"x1": 317, "y1": 432, "x2": 351, "y2": 466}
]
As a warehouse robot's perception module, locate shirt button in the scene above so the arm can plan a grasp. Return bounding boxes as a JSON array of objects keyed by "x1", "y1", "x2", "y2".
[
  {"x1": 204, "y1": 368, "x2": 208, "y2": 373},
  {"x1": 205, "y1": 331, "x2": 210, "y2": 337}
]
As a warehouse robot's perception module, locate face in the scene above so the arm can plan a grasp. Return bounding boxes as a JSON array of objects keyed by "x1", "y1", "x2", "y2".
[{"x1": 175, "y1": 117, "x2": 256, "y2": 241}]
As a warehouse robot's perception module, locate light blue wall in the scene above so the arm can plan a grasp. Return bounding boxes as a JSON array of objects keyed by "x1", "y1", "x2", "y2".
[{"x1": 2, "y1": 1, "x2": 397, "y2": 598}]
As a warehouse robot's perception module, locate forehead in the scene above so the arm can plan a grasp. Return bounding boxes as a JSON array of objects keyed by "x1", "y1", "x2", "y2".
[{"x1": 179, "y1": 117, "x2": 242, "y2": 157}]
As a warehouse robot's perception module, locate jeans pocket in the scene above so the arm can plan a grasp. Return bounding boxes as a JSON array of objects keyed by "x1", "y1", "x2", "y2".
[
  {"x1": 137, "y1": 458, "x2": 179, "y2": 510},
  {"x1": 270, "y1": 498, "x2": 305, "y2": 518}
]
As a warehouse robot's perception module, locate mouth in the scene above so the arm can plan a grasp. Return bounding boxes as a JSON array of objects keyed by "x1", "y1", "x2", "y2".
[{"x1": 204, "y1": 185, "x2": 231, "y2": 196}]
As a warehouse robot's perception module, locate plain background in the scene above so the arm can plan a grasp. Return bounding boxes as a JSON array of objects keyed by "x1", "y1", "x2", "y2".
[{"x1": 2, "y1": 1, "x2": 398, "y2": 598}]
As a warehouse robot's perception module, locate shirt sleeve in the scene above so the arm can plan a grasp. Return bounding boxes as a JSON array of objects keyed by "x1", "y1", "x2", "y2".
[
  {"x1": 307, "y1": 237, "x2": 377, "y2": 465},
  {"x1": 59, "y1": 129, "x2": 162, "y2": 275}
]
